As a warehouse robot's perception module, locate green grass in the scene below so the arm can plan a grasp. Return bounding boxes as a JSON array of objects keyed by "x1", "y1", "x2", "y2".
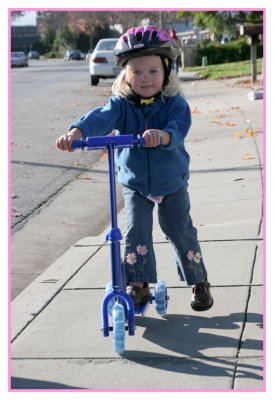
[{"x1": 184, "y1": 58, "x2": 263, "y2": 80}]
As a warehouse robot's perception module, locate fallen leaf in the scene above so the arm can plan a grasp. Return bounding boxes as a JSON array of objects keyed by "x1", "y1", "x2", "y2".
[
  {"x1": 242, "y1": 154, "x2": 254, "y2": 160},
  {"x1": 225, "y1": 121, "x2": 236, "y2": 126},
  {"x1": 233, "y1": 132, "x2": 242, "y2": 138},
  {"x1": 12, "y1": 210, "x2": 22, "y2": 217},
  {"x1": 101, "y1": 149, "x2": 108, "y2": 157},
  {"x1": 245, "y1": 128, "x2": 255, "y2": 137},
  {"x1": 78, "y1": 176, "x2": 93, "y2": 181},
  {"x1": 192, "y1": 106, "x2": 202, "y2": 114}
]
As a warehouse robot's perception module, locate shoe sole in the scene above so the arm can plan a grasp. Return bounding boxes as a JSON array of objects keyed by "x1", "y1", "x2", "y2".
[{"x1": 191, "y1": 299, "x2": 213, "y2": 312}]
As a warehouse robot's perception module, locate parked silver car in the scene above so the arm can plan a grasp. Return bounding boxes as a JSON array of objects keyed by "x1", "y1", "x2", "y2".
[
  {"x1": 11, "y1": 52, "x2": 28, "y2": 67},
  {"x1": 89, "y1": 38, "x2": 121, "y2": 86}
]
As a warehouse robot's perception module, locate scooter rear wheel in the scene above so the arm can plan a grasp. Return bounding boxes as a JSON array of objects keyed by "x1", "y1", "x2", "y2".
[{"x1": 155, "y1": 280, "x2": 168, "y2": 316}]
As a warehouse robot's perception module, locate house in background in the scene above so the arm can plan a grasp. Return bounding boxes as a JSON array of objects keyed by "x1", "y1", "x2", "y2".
[{"x1": 11, "y1": 26, "x2": 41, "y2": 53}]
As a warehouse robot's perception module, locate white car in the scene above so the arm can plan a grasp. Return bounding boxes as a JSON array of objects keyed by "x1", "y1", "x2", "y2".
[{"x1": 89, "y1": 38, "x2": 122, "y2": 86}]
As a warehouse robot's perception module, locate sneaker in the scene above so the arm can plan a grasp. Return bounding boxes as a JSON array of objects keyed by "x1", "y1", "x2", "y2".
[
  {"x1": 126, "y1": 285, "x2": 150, "y2": 308},
  {"x1": 191, "y1": 279, "x2": 213, "y2": 311}
]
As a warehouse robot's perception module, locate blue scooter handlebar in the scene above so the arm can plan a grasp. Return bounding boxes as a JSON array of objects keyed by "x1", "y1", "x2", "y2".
[{"x1": 71, "y1": 135, "x2": 145, "y2": 150}]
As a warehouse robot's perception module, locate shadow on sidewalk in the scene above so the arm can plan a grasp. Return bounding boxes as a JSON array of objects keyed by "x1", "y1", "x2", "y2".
[
  {"x1": 11, "y1": 376, "x2": 83, "y2": 390},
  {"x1": 122, "y1": 312, "x2": 263, "y2": 381}
]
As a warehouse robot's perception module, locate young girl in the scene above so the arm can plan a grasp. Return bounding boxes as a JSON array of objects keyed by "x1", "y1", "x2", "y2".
[{"x1": 56, "y1": 25, "x2": 213, "y2": 312}]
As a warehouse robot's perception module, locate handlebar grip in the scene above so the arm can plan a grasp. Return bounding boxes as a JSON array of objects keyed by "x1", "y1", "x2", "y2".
[{"x1": 71, "y1": 139, "x2": 88, "y2": 149}]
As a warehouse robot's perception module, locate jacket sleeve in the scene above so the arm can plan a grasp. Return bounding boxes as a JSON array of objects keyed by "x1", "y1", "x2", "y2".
[
  {"x1": 68, "y1": 96, "x2": 122, "y2": 139},
  {"x1": 162, "y1": 96, "x2": 192, "y2": 150}
]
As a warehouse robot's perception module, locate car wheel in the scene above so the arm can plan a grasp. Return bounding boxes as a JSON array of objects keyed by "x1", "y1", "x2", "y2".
[{"x1": 91, "y1": 75, "x2": 99, "y2": 86}]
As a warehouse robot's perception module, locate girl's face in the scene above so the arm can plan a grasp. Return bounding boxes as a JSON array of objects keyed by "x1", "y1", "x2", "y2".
[{"x1": 126, "y1": 55, "x2": 164, "y2": 98}]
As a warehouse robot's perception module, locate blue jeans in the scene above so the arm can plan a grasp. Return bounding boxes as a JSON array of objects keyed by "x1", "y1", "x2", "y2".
[{"x1": 123, "y1": 185, "x2": 208, "y2": 286}]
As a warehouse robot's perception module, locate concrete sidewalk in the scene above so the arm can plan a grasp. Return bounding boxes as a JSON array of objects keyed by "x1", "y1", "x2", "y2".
[{"x1": 11, "y1": 77, "x2": 264, "y2": 391}]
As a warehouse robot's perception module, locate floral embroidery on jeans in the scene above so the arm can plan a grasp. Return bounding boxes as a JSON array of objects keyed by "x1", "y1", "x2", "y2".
[
  {"x1": 126, "y1": 244, "x2": 148, "y2": 272},
  {"x1": 187, "y1": 250, "x2": 203, "y2": 275},
  {"x1": 126, "y1": 253, "x2": 137, "y2": 266},
  {"x1": 136, "y1": 245, "x2": 148, "y2": 256}
]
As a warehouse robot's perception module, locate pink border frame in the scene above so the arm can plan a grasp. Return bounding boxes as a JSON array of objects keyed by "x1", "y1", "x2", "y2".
[{"x1": 8, "y1": 7, "x2": 266, "y2": 394}]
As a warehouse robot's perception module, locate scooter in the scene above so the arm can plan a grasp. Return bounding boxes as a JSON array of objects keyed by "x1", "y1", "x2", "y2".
[{"x1": 72, "y1": 135, "x2": 168, "y2": 353}]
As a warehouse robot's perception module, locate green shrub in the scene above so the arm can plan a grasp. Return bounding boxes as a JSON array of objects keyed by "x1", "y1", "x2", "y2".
[
  {"x1": 44, "y1": 51, "x2": 56, "y2": 59},
  {"x1": 197, "y1": 39, "x2": 263, "y2": 66}
]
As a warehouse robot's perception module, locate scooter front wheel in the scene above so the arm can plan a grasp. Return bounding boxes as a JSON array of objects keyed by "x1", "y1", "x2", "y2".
[{"x1": 112, "y1": 303, "x2": 126, "y2": 353}]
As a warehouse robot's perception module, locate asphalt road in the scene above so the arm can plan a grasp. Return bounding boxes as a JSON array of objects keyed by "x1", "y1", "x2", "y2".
[
  {"x1": 11, "y1": 59, "x2": 108, "y2": 229},
  {"x1": 11, "y1": 59, "x2": 121, "y2": 299}
]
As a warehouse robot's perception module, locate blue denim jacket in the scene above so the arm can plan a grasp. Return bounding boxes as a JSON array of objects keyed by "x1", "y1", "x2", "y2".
[{"x1": 70, "y1": 94, "x2": 192, "y2": 196}]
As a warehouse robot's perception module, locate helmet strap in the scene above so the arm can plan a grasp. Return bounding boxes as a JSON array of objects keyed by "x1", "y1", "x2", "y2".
[{"x1": 160, "y1": 56, "x2": 172, "y2": 87}]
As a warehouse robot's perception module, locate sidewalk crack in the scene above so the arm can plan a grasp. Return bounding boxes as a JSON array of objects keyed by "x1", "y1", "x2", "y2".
[{"x1": 232, "y1": 244, "x2": 260, "y2": 388}]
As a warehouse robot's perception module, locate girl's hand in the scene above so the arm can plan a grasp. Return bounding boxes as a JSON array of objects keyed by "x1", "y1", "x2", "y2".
[
  {"x1": 56, "y1": 128, "x2": 82, "y2": 151},
  {"x1": 142, "y1": 129, "x2": 170, "y2": 147}
]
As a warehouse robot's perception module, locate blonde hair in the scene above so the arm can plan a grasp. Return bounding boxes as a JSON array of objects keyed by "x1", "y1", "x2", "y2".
[{"x1": 112, "y1": 57, "x2": 183, "y2": 98}]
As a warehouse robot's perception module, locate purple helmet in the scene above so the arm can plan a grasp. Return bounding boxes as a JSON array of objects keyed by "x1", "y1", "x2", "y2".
[{"x1": 113, "y1": 25, "x2": 177, "y2": 67}]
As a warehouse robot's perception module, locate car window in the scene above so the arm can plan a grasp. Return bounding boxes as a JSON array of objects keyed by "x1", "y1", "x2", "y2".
[{"x1": 97, "y1": 40, "x2": 118, "y2": 51}]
